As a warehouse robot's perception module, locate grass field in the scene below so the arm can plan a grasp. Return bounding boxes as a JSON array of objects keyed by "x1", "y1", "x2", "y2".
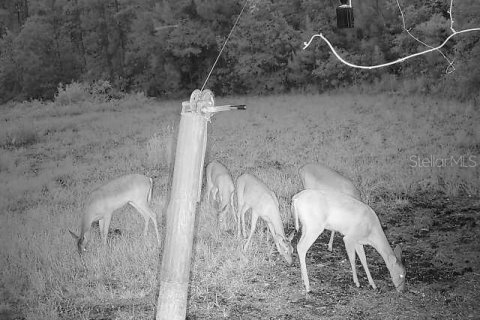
[{"x1": 0, "y1": 92, "x2": 479, "y2": 319}]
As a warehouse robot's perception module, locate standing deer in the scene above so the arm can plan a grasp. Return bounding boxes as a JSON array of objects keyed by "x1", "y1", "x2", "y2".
[
  {"x1": 205, "y1": 160, "x2": 236, "y2": 229},
  {"x1": 69, "y1": 174, "x2": 161, "y2": 254},
  {"x1": 291, "y1": 189, "x2": 405, "y2": 292},
  {"x1": 236, "y1": 173, "x2": 293, "y2": 265},
  {"x1": 299, "y1": 163, "x2": 361, "y2": 251}
]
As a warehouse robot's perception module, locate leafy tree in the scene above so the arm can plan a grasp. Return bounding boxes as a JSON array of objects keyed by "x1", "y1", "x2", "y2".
[
  {"x1": 0, "y1": 0, "x2": 479, "y2": 101},
  {"x1": 0, "y1": 31, "x2": 20, "y2": 102},
  {"x1": 225, "y1": 1, "x2": 300, "y2": 93},
  {"x1": 13, "y1": 16, "x2": 59, "y2": 99}
]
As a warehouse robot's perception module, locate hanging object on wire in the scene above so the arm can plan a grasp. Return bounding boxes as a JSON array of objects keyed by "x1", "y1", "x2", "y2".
[{"x1": 336, "y1": 0, "x2": 354, "y2": 29}]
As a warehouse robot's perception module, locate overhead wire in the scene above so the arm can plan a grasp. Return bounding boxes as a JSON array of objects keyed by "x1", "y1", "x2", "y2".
[{"x1": 201, "y1": 0, "x2": 250, "y2": 91}]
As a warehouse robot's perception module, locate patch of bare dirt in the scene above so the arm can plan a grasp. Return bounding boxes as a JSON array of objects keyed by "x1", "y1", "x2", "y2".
[
  {"x1": 195, "y1": 192, "x2": 480, "y2": 319},
  {"x1": 59, "y1": 192, "x2": 479, "y2": 319}
]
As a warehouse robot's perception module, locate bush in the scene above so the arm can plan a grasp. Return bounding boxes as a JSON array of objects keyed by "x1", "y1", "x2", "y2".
[
  {"x1": 55, "y1": 82, "x2": 91, "y2": 106},
  {"x1": 54, "y1": 80, "x2": 125, "y2": 107},
  {"x1": 89, "y1": 80, "x2": 115, "y2": 101},
  {"x1": 117, "y1": 92, "x2": 149, "y2": 109}
]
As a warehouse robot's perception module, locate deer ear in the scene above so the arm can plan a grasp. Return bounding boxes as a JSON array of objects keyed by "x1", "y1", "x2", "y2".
[
  {"x1": 388, "y1": 254, "x2": 398, "y2": 265},
  {"x1": 394, "y1": 245, "x2": 403, "y2": 261},
  {"x1": 69, "y1": 230, "x2": 79, "y2": 240}
]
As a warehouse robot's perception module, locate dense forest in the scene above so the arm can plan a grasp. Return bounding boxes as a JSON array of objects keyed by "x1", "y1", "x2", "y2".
[{"x1": 0, "y1": 0, "x2": 479, "y2": 102}]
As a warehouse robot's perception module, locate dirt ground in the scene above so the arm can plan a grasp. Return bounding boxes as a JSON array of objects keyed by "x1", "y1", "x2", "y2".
[
  {"x1": 50, "y1": 192, "x2": 480, "y2": 320},
  {"x1": 188, "y1": 192, "x2": 480, "y2": 319}
]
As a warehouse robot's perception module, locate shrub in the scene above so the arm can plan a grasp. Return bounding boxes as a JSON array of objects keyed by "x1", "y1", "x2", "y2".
[
  {"x1": 117, "y1": 92, "x2": 149, "y2": 110},
  {"x1": 89, "y1": 80, "x2": 113, "y2": 101},
  {"x1": 55, "y1": 82, "x2": 90, "y2": 106}
]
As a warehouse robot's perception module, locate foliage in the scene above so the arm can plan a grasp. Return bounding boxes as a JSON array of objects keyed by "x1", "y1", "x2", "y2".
[
  {"x1": 0, "y1": 31, "x2": 18, "y2": 102},
  {"x1": 0, "y1": 0, "x2": 479, "y2": 102},
  {"x1": 55, "y1": 82, "x2": 91, "y2": 106}
]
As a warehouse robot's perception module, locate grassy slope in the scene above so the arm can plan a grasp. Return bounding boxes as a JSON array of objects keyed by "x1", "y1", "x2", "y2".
[{"x1": 0, "y1": 93, "x2": 478, "y2": 319}]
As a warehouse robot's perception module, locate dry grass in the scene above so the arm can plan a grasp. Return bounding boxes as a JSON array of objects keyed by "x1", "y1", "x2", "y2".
[{"x1": 0, "y1": 93, "x2": 478, "y2": 319}]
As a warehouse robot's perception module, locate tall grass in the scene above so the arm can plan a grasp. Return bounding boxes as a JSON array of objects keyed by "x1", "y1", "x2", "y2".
[
  {"x1": 0, "y1": 93, "x2": 478, "y2": 319},
  {"x1": 143, "y1": 123, "x2": 176, "y2": 172}
]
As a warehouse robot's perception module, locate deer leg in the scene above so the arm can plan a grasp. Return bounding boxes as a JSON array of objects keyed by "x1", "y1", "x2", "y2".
[
  {"x1": 242, "y1": 209, "x2": 248, "y2": 239},
  {"x1": 241, "y1": 205, "x2": 249, "y2": 239},
  {"x1": 230, "y1": 192, "x2": 237, "y2": 224},
  {"x1": 243, "y1": 212, "x2": 259, "y2": 251},
  {"x1": 355, "y1": 244, "x2": 377, "y2": 289},
  {"x1": 343, "y1": 237, "x2": 360, "y2": 287},
  {"x1": 99, "y1": 214, "x2": 112, "y2": 246},
  {"x1": 218, "y1": 201, "x2": 229, "y2": 230},
  {"x1": 129, "y1": 202, "x2": 149, "y2": 237},
  {"x1": 143, "y1": 215, "x2": 149, "y2": 237},
  {"x1": 98, "y1": 219, "x2": 105, "y2": 244},
  {"x1": 297, "y1": 225, "x2": 324, "y2": 293},
  {"x1": 265, "y1": 222, "x2": 275, "y2": 241},
  {"x1": 148, "y1": 209, "x2": 161, "y2": 245},
  {"x1": 237, "y1": 204, "x2": 247, "y2": 238},
  {"x1": 131, "y1": 202, "x2": 161, "y2": 245},
  {"x1": 211, "y1": 188, "x2": 219, "y2": 209},
  {"x1": 265, "y1": 222, "x2": 278, "y2": 254},
  {"x1": 98, "y1": 218, "x2": 105, "y2": 237},
  {"x1": 205, "y1": 178, "x2": 213, "y2": 203},
  {"x1": 264, "y1": 220, "x2": 272, "y2": 243},
  {"x1": 328, "y1": 231, "x2": 335, "y2": 251}
]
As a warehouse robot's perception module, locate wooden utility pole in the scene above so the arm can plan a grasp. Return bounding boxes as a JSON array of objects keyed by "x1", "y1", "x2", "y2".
[{"x1": 156, "y1": 89, "x2": 245, "y2": 320}]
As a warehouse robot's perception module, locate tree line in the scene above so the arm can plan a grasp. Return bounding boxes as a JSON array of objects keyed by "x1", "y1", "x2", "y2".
[{"x1": 0, "y1": 0, "x2": 479, "y2": 103}]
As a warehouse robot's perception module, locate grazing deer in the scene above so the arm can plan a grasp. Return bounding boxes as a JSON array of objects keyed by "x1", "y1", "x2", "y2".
[
  {"x1": 291, "y1": 189, "x2": 405, "y2": 292},
  {"x1": 205, "y1": 160, "x2": 236, "y2": 229},
  {"x1": 236, "y1": 173, "x2": 293, "y2": 265},
  {"x1": 69, "y1": 174, "x2": 161, "y2": 254},
  {"x1": 299, "y1": 163, "x2": 361, "y2": 251}
]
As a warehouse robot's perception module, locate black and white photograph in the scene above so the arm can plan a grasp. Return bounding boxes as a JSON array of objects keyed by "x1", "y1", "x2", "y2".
[{"x1": 0, "y1": 0, "x2": 479, "y2": 319}]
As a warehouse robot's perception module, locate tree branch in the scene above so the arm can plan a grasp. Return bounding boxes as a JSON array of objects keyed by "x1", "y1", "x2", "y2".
[
  {"x1": 303, "y1": 0, "x2": 480, "y2": 73},
  {"x1": 395, "y1": 0, "x2": 454, "y2": 72}
]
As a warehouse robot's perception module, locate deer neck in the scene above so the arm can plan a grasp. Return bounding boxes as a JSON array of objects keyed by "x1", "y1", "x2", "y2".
[
  {"x1": 370, "y1": 230, "x2": 396, "y2": 271},
  {"x1": 269, "y1": 213, "x2": 286, "y2": 238},
  {"x1": 80, "y1": 213, "x2": 94, "y2": 238}
]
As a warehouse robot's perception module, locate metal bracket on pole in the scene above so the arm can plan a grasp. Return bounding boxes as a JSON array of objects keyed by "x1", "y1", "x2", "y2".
[
  {"x1": 180, "y1": 88, "x2": 246, "y2": 200},
  {"x1": 181, "y1": 89, "x2": 246, "y2": 120}
]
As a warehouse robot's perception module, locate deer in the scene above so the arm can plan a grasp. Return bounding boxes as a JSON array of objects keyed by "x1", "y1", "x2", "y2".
[
  {"x1": 299, "y1": 163, "x2": 361, "y2": 251},
  {"x1": 291, "y1": 188, "x2": 405, "y2": 293},
  {"x1": 236, "y1": 173, "x2": 294, "y2": 265},
  {"x1": 69, "y1": 174, "x2": 161, "y2": 254},
  {"x1": 205, "y1": 160, "x2": 236, "y2": 229}
]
